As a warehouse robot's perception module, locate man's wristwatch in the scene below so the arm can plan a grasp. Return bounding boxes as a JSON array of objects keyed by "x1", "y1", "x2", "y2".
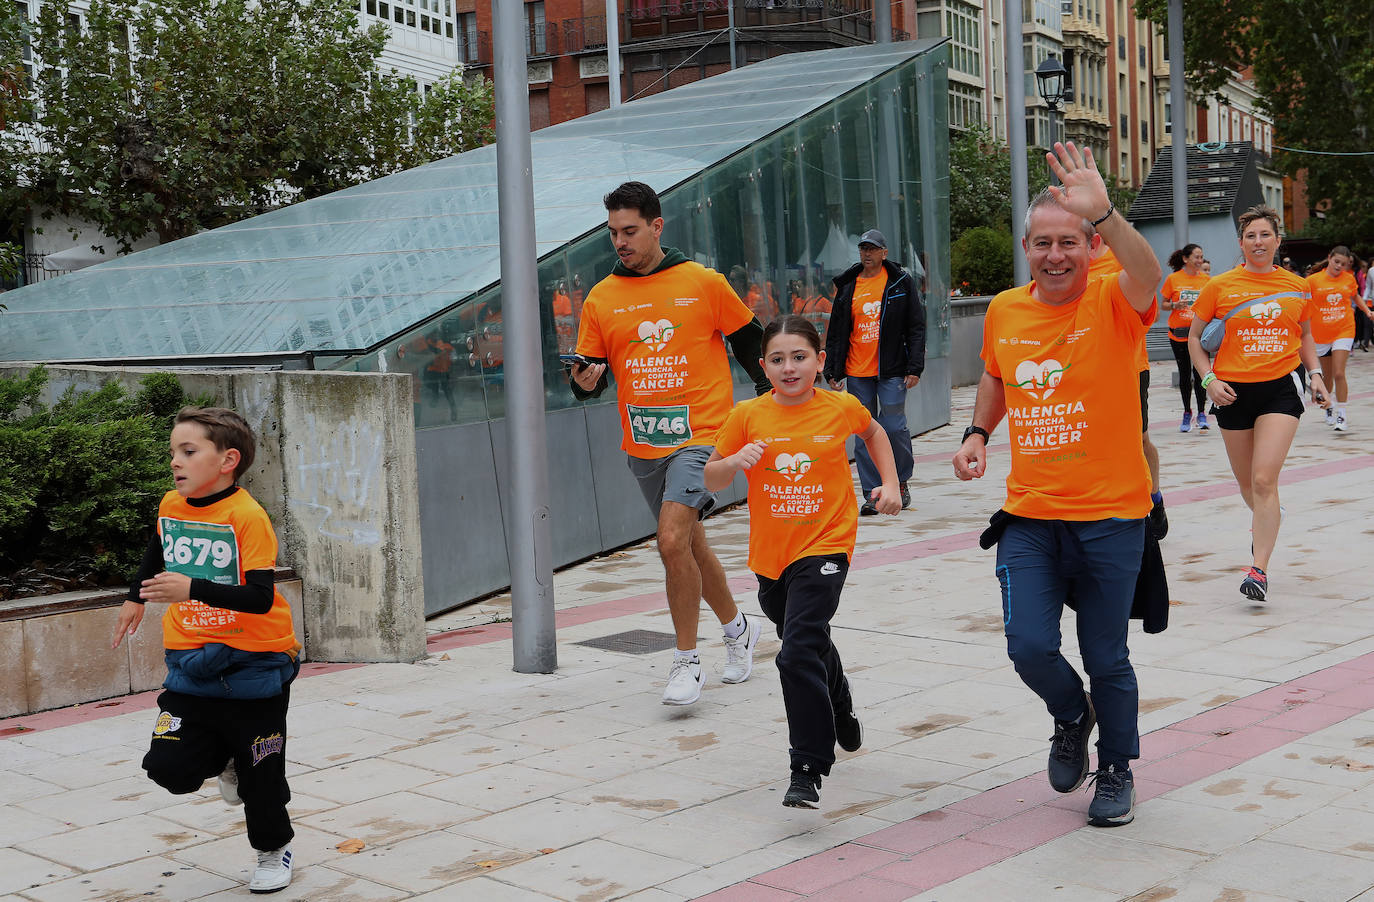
[{"x1": 962, "y1": 425, "x2": 989, "y2": 444}]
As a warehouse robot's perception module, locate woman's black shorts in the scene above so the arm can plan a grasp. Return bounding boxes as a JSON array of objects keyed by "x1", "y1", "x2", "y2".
[{"x1": 1211, "y1": 371, "x2": 1305, "y2": 430}]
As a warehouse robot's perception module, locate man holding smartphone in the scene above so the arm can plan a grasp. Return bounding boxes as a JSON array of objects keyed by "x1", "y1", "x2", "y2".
[{"x1": 570, "y1": 181, "x2": 770, "y2": 706}]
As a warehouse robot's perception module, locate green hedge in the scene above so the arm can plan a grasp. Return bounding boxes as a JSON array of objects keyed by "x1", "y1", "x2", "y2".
[
  {"x1": 0, "y1": 367, "x2": 201, "y2": 598},
  {"x1": 951, "y1": 227, "x2": 1015, "y2": 298}
]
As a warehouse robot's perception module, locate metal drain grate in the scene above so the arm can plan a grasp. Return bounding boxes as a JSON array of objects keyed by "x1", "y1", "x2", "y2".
[{"x1": 575, "y1": 629, "x2": 679, "y2": 655}]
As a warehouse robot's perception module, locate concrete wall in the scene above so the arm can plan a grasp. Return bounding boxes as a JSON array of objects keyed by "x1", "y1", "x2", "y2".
[
  {"x1": 1, "y1": 365, "x2": 426, "y2": 663},
  {"x1": 0, "y1": 574, "x2": 303, "y2": 718}
]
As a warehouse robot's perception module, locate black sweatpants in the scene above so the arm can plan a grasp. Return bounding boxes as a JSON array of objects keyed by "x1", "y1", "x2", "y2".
[
  {"x1": 143, "y1": 688, "x2": 294, "y2": 851},
  {"x1": 1170, "y1": 339, "x2": 1206, "y2": 414},
  {"x1": 757, "y1": 553, "x2": 854, "y2": 776}
]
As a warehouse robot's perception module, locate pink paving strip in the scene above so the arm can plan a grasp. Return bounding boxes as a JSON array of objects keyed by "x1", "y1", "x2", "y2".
[{"x1": 699, "y1": 651, "x2": 1374, "y2": 900}]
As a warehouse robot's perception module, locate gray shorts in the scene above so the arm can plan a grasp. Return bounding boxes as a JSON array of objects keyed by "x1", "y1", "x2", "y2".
[{"x1": 627, "y1": 445, "x2": 717, "y2": 520}]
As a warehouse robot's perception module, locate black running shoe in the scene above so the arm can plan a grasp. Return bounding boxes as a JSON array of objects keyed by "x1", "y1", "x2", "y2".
[
  {"x1": 859, "y1": 500, "x2": 879, "y2": 516},
  {"x1": 1149, "y1": 497, "x2": 1169, "y2": 540},
  {"x1": 1240, "y1": 566, "x2": 1268, "y2": 602},
  {"x1": 783, "y1": 764, "x2": 822, "y2": 808},
  {"x1": 1047, "y1": 694, "x2": 1096, "y2": 793},
  {"x1": 835, "y1": 708, "x2": 863, "y2": 753},
  {"x1": 900, "y1": 482, "x2": 911, "y2": 510},
  {"x1": 1087, "y1": 764, "x2": 1135, "y2": 827}
]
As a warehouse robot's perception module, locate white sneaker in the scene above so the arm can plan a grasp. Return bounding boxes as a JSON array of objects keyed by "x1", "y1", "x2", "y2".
[
  {"x1": 721, "y1": 614, "x2": 762, "y2": 684},
  {"x1": 1325, "y1": 408, "x2": 1336, "y2": 425},
  {"x1": 218, "y1": 760, "x2": 242, "y2": 807},
  {"x1": 1335, "y1": 415, "x2": 1348, "y2": 431},
  {"x1": 249, "y1": 845, "x2": 292, "y2": 894},
  {"x1": 662, "y1": 657, "x2": 703, "y2": 706}
]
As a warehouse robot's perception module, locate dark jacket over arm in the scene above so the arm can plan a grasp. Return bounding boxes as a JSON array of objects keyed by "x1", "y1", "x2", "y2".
[{"x1": 725, "y1": 317, "x2": 771, "y2": 396}]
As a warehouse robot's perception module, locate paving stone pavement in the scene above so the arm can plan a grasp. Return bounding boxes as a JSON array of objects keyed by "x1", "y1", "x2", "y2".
[{"x1": 5, "y1": 356, "x2": 1374, "y2": 901}]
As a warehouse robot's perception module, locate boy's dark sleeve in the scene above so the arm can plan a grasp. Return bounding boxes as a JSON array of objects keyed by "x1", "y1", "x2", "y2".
[
  {"x1": 188, "y1": 571, "x2": 276, "y2": 615},
  {"x1": 126, "y1": 533, "x2": 165, "y2": 603},
  {"x1": 568, "y1": 356, "x2": 611, "y2": 400},
  {"x1": 725, "y1": 317, "x2": 771, "y2": 396}
]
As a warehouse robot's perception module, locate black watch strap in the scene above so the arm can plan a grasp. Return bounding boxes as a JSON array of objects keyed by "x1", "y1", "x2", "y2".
[{"x1": 963, "y1": 425, "x2": 990, "y2": 443}]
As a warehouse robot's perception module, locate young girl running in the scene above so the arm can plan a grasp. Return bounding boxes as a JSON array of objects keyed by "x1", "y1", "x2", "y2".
[
  {"x1": 1162, "y1": 244, "x2": 1211, "y2": 432},
  {"x1": 705, "y1": 315, "x2": 902, "y2": 808}
]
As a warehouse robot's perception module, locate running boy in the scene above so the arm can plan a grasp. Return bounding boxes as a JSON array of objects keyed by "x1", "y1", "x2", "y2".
[
  {"x1": 705, "y1": 315, "x2": 902, "y2": 808},
  {"x1": 112, "y1": 407, "x2": 300, "y2": 895}
]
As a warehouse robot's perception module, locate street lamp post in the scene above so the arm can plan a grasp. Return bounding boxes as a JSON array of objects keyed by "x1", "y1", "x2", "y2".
[{"x1": 1034, "y1": 55, "x2": 1069, "y2": 147}]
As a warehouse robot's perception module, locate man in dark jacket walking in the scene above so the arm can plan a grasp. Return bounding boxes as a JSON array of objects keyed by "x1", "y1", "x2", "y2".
[{"x1": 823, "y1": 228, "x2": 926, "y2": 514}]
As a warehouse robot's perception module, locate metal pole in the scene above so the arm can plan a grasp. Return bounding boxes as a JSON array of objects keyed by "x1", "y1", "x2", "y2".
[
  {"x1": 727, "y1": 0, "x2": 737, "y2": 69},
  {"x1": 1168, "y1": 0, "x2": 1188, "y2": 249},
  {"x1": 1006, "y1": 0, "x2": 1029, "y2": 284},
  {"x1": 874, "y1": 0, "x2": 891, "y2": 43},
  {"x1": 607, "y1": 0, "x2": 621, "y2": 106},
  {"x1": 492, "y1": 0, "x2": 557, "y2": 674}
]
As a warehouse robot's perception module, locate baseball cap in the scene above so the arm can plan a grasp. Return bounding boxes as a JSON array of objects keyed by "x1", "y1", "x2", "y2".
[{"x1": 858, "y1": 229, "x2": 886, "y2": 249}]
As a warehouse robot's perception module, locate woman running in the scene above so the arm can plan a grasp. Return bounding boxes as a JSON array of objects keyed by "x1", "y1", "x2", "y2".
[
  {"x1": 1306, "y1": 246, "x2": 1373, "y2": 430},
  {"x1": 705, "y1": 315, "x2": 900, "y2": 808},
  {"x1": 1161, "y1": 244, "x2": 1211, "y2": 432},
  {"x1": 1189, "y1": 206, "x2": 1330, "y2": 603}
]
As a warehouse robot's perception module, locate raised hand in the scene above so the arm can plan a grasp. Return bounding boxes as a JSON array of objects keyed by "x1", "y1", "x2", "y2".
[{"x1": 1045, "y1": 142, "x2": 1111, "y2": 224}]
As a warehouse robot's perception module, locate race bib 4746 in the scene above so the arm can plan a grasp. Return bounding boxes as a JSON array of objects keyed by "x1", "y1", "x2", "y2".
[
  {"x1": 627, "y1": 404, "x2": 692, "y2": 448},
  {"x1": 159, "y1": 518, "x2": 240, "y2": 584}
]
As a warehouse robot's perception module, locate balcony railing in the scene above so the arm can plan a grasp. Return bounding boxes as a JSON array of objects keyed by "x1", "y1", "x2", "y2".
[
  {"x1": 560, "y1": 0, "x2": 882, "y2": 52},
  {"x1": 461, "y1": 22, "x2": 558, "y2": 65},
  {"x1": 478, "y1": 3, "x2": 904, "y2": 62}
]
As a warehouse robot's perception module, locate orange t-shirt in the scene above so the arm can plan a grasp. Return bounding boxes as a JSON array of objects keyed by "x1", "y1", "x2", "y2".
[
  {"x1": 1088, "y1": 247, "x2": 1149, "y2": 371},
  {"x1": 1306, "y1": 270, "x2": 1358, "y2": 344},
  {"x1": 714, "y1": 389, "x2": 872, "y2": 579},
  {"x1": 157, "y1": 488, "x2": 297, "y2": 653},
  {"x1": 1193, "y1": 267, "x2": 1311, "y2": 383},
  {"x1": 845, "y1": 271, "x2": 887, "y2": 378},
  {"x1": 1161, "y1": 271, "x2": 1210, "y2": 340},
  {"x1": 576, "y1": 260, "x2": 755, "y2": 459},
  {"x1": 982, "y1": 275, "x2": 1155, "y2": 520}
]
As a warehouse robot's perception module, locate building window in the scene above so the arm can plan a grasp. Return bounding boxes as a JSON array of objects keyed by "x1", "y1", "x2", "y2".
[
  {"x1": 1117, "y1": 35, "x2": 1125, "y2": 59},
  {"x1": 527, "y1": 0, "x2": 546, "y2": 55},
  {"x1": 1140, "y1": 120, "x2": 1148, "y2": 143},
  {"x1": 1164, "y1": 100, "x2": 1171, "y2": 134},
  {"x1": 1120, "y1": 113, "x2": 1127, "y2": 137},
  {"x1": 1137, "y1": 44, "x2": 1145, "y2": 67},
  {"x1": 458, "y1": 11, "x2": 478, "y2": 61},
  {"x1": 945, "y1": 1, "x2": 981, "y2": 77},
  {"x1": 948, "y1": 81, "x2": 983, "y2": 130}
]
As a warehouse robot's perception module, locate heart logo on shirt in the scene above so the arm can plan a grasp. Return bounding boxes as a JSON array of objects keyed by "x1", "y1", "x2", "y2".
[
  {"x1": 1247, "y1": 301, "x2": 1282, "y2": 325},
  {"x1": 1013, "y1": 358, "x2": 1065, "y2": 400},
  {"x1": 862, "y1": 301, "x2": 881, "y2": 318},
  {"x1": 772, "y1": 452, "x2": 813, "y2": 482},
  {"x1": 636, "y1": 319, "x2": 677, "y2": 351}
]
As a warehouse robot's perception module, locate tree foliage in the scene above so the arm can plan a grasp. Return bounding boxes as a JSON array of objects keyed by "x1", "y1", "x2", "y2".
[
  {"x1": 0, "y1": 368, "x2": 208, "y2": 596},
  {"x1": 0, "y1": 0, "x2": 494, "y2": 250},
  {"x1": 951, "y1": 227, "x2": 1014, "y2": 296},
  {"x1": 1134, "y1": 0, "x2": 1374, "y2": 241}
]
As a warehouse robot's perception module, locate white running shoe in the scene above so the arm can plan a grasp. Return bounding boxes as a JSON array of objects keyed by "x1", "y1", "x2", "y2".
[
  {"x1": 721, "y1": 614, "x2": 762, "y2": 684},
  {"x1": 1325, "y1": 408, "x2": 1336, "y2": 426},
  {"x1": 249, "y1": 845, "x2": 292, "y2": 894},
  {"x1": 662, "y1": 657, "x2": 703, "y2": 706},
  {"x1": 218, "y1": 760, "x2": 242, "y2": 807},
  {"x1": 1335, "y1": 415, "x2": 1348, "y2": 431}
]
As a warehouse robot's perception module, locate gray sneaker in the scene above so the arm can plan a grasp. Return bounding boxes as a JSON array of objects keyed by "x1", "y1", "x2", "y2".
[
  {"x1": 1047, "y1": 694, "x2": 1095, "y2": 793},
  {"x1": 218, "y1": 760, "x2": 243, "y2": 807},
  {"x1": 1087, "y1": 764, "x2": 1135, "y2": 827}
]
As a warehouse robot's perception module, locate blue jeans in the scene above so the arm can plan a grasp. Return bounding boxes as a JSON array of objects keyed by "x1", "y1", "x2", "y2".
[
  {"x1": 844, "y1": 375, "x2": 914, "y2": 497},
  {"x1": 995, "y1": 517, "x2": 1145, "y2": 769}
]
